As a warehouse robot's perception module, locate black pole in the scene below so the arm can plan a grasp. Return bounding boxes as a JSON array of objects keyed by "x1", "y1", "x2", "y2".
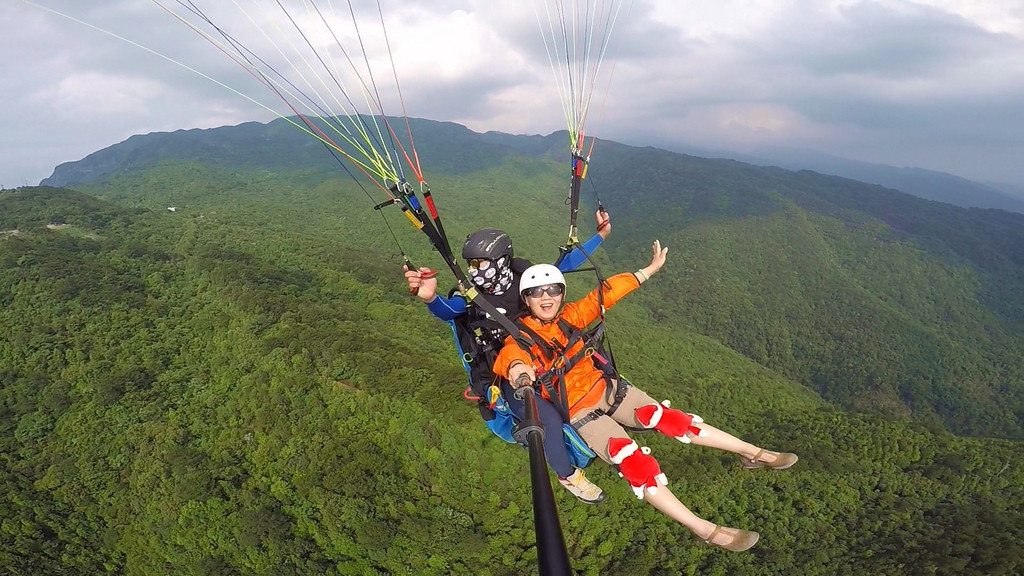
[{"x1": 513, "y1": 381, "x2": 572, "y2": 576}]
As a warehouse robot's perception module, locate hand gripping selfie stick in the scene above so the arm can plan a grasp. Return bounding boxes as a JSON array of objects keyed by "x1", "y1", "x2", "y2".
[{"x1": 514, "y1": 375, "x2": 572, "y2": 576}]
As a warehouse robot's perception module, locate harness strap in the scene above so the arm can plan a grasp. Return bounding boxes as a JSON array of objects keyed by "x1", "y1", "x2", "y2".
[
  {"x1": 514, "y1": 310, "x2": 619, "y2": 423},
  {"x1": 517, "y1": 318, "x2": 605, "y2": 371},
  {"x1": 536, "y1": 372, "x2": 571, "y2": 424},
  {"x1": 571, "y1": 408, "x2": 605, "y2": 431},
  {"x1": 516, "y1": 321, "x2": 558, "y2": 364},
  {"x1": 546, "y1": 333, "x2": 599, "y2": 380},
  {"x1": 566, "y1": 152, "x2": 587, "y2": 247},
  {"x1": 570, "y1": 378, "x2": 631, "y2": 431},
  {"x1": 517, "y1": 319, "x2": 607, "y2": 425},
  {"x1": 465, "y1": 288, "x2": 534, "y2": 350},
  {"x1": 604, "y1": 377, "x2": 631, "y2": 417}
]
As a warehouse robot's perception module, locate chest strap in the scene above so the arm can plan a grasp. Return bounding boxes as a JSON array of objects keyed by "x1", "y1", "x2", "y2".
[{"x1": 516, "y1": 319, "x2": 607, "y2": 424}]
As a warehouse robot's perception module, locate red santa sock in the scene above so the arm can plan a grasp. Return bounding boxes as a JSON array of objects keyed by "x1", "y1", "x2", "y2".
[
  {"x1": 608, "y1": 437, "x2": 668, "y2": 499},
  {"x1": 634, "y1": 400, "x2": 704, "y2": 443}
]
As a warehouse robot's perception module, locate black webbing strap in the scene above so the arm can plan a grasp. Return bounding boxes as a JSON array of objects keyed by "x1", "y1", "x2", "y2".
[
  {"x1": 516, "y1": 321, "x2": 558, "y2": 364},
  {"x1": 570, "y1": 378, "x2": 631, "y2": 431},
  {"x1": 515, "y1": 318, "x2": 608, "y2": 425},
  {"x1": 463, "y1": 287, "x2": 533, "y2": 349},
  {"x1": 566, "y1": 152, "x2": 587, "y2": 246},
  {"x1": 536, "y1": 372, "x2": 571, "y2": 424}
]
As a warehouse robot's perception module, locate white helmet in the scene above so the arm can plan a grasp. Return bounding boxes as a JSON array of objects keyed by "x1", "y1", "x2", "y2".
[{"x1": 519, "y1": 264, "x2": 566, "y2": 295}]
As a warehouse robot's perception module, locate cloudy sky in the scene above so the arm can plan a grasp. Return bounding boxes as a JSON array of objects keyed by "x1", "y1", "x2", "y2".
[{"x1": 3, "y1": 0, "x2": 1024, "y2": 189}]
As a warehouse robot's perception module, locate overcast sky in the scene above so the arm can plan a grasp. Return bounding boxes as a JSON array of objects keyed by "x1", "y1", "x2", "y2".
[{"x1": 4, "y1": 0, "x2": 1024, "y2": 189}]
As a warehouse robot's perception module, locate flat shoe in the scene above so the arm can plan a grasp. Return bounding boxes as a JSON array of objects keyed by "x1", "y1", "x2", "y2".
[
  {"x1": 740, "y1": 457, "x2": 764, "y2": 470},
  {"x1": 742, "y1": 449, "x2": 798, "y2": 470},
  {"x1": 703, "y1": 525, "x2": 760, "y2": 552}
]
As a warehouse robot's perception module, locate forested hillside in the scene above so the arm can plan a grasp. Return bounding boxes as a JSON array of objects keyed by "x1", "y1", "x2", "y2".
[
  {"x1": 588, "y1": 143, "x2": 1024, "y2": 439},
  {"x1": 3, "y1": 118, "x2": 1022, "y2": 574},
  {"x1": 42, "y1": 120, "x2": 1024, "y2": 441}
]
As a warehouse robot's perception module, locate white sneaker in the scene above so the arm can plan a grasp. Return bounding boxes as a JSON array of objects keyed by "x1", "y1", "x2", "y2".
[{"x1": 558, "y1": 468, "x2": 606, "y2": 504}]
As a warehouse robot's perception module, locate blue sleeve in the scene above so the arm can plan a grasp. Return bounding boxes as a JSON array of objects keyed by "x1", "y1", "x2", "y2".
[
  {"x1": 426, "y1": 293, "x2": 468, "y2": 321},
  {"x1": 555, "y1": 233, "x2": 604, "y2": 272}
]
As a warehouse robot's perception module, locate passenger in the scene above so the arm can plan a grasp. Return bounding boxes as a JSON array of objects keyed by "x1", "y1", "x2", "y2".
[{"x1": 494, "y1": 241, "x2": 798, "y2": 551}]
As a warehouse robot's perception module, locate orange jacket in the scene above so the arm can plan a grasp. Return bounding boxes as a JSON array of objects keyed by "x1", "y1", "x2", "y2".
[{"x1": 494, "y1": 272, "x2": 641, "y2": 418}]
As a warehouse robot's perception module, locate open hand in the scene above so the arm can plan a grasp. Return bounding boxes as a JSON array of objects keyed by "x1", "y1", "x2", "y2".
[{"x1": 648, "y1": 240, "x2": 668, "y2": 273}]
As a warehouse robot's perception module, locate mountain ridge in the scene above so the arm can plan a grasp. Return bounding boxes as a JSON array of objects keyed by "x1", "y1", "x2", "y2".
[
  {"x1": 636, "y1": 139, "x2": 1024, "y2": 213},
  {"x1": 42, "y1": 115, "x2": 1024, "y2": 214}
]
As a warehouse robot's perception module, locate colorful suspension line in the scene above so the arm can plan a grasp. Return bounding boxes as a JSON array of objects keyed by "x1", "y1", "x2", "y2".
[{"x1": 28, "y1": 0, "x2": 534, "y2": 343}]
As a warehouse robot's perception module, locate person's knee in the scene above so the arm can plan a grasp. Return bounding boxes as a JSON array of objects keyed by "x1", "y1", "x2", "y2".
[
  {"x1": 634, "y1": 400, "x2": 705, "y2": 443},
  {"x1": 608, "y1": 437, "x2": 667, "y2": 499}
]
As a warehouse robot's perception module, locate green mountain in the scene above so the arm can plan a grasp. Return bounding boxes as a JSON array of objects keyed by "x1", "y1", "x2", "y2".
[
  {"x1": 42, "y1": 119, "x2": 1024, "y2": 441},
  {"x1": 588, "y1": 144, "x2": 1023, "y2": 437},
  {"x1": 5, "y1": 117, "x2": 1022, "y2": 575},
  {"x1": 720, "y1": 147, "x2": 1024, "y2": 214}
]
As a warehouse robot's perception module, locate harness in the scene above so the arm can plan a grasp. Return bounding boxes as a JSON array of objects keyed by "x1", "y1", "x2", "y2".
[
  {"x1": 514, "y1": 317, "x2": 626, "y2": 427},
  {"x1": 452, "y1": 270, "x2": 612, "y2": 464},
  {"x1": 454, "y1": 258, "x2": 532, "y2": 407}
]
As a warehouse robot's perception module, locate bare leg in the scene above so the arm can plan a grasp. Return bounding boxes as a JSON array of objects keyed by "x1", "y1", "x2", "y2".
[
  {"x1": 686, "y1": 423, "x2": 790, "y2": 465},
  {"x1": 643, "y1": 480, "x2": 759, "y2": 550},
  {"x1": 643, "y1": 483, "x2": 717, "y2": 537},
  {"x1": 627, "y1": 395, "x2": 795, "y2": 466}
]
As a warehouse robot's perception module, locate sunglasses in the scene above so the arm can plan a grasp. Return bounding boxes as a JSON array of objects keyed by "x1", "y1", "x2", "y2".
[
  {"x1": 467, "y1": 258, "x2": 492, "y2": 270},
  {"x1": 524, "y1": 284, "x2": 565, "y2": 298}
]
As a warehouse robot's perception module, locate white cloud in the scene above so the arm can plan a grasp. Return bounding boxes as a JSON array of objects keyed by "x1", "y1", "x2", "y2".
[
  {"x1": 3, "y1": 0, "x2": 1024, "y2": 187},
  {"x1": 30, "y1": 73, "x2": 161, "y2": 118},
  {"x1": 914, "y1": 0, "x2": 1024, "y2": 34}
]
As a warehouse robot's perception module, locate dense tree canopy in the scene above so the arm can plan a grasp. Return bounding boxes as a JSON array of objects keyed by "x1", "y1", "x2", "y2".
[{"x1": 2, "y1": 129, "x2": 1022, "y2": 576}]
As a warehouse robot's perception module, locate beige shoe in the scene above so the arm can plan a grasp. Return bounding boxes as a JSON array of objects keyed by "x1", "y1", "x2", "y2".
[
  {"x1": 703, "y1": 525, "x2": 760, "y2": 552},
  {"x1": 741, "y1": 449, "x2": 799, "y2": 470},
  {"x1": 558, "y1": 468, "x2": 606, "y2": 504}
]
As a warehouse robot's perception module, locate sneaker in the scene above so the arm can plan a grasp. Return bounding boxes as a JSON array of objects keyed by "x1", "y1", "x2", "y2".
[{"x1": 558, "y1": 468, "x2": 606, "y2": 504}]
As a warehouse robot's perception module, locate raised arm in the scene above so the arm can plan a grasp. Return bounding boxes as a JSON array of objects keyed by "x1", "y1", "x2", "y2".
[
  {"x1": 563, "y1": 239, "x2": 668, "y2": 327},
  {"x1": 404, "y1": 266, "x2": 468, "y2": 321},
  {"x1": 633, "y1": 239, "x2": 667, "y2": 286},
  {"x1": 556, "y1": 209, "x2": 611, "y2": 272}
]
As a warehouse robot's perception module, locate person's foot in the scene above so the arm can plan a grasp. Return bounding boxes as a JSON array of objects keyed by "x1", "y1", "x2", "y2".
[
  {"x1": 740, "y1": 449, "x2": 799, "y2": 470},
  {"x1": 558, "y1": 468, "x2": 606, "y2": 504},
  {"x1": 703, "y1": 525, "x2": 760, "y2": 551}
]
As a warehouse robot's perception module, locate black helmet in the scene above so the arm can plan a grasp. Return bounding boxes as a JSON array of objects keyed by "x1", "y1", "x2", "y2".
[{"x1": 462, "y1": 229, "x2": 513, "y2": 260}]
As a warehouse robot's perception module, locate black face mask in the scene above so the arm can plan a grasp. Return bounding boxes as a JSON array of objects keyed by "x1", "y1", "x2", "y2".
[{"x1": 468, "y1": 255, "x2": 513, "y2": 295}]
